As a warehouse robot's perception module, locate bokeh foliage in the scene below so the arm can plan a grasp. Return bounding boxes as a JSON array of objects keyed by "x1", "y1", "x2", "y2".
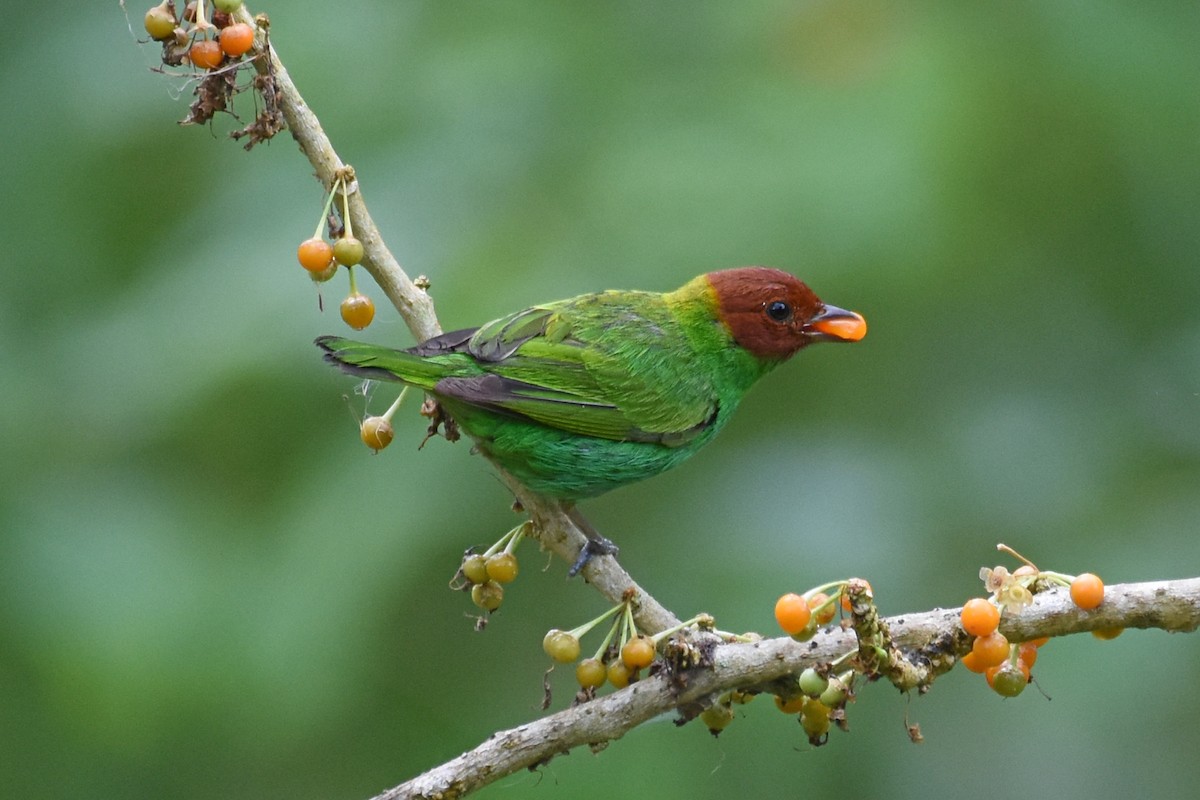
[{"x1": 1, "y1": 1, "x2": 1197, "y2": 798}]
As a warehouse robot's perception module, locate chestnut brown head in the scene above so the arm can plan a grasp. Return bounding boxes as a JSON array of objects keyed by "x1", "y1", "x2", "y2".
[{"x1": 706, "y1": 267, "x2": 867, "y2": 361}]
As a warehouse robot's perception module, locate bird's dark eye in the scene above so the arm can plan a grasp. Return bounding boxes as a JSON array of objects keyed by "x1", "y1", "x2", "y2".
[{"x1": 766, "y1": 300, "x2": 792, "y2": 323}]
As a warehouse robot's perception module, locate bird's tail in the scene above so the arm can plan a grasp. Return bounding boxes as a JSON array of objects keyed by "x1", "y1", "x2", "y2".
[{"x1": 315, "y1": 335, "x2": 445, "y2": 390}]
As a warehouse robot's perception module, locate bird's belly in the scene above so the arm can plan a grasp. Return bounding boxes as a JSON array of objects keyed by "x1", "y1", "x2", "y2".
[{"x1": 472, "y1": 422, "x2": 707, "y2": 500}]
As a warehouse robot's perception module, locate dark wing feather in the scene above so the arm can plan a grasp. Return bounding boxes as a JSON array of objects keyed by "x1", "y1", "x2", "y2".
[
  {"x1": 433, "y1": 373, "x2": 716, "y2": 446},
  {"x1": 408, "y1": 327, "x2": 478, "y2": 356}
]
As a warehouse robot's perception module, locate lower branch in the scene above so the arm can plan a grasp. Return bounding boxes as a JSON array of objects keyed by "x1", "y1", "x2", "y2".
[{"x1": 373, "y1": 577, "x2": 1200, "y2": 800}]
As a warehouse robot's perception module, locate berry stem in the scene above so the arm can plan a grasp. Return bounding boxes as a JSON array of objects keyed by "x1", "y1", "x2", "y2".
[
  {"x1": 502, "y1": 521, "x2": 528, "y2": 555},
  {"x1": 340, "y1": 183, "x2": 355, "y2": 240},
  {"x1": 650, "y1": 614, "x2": 721, "y2": 645},
  {"x1": 622, "y1": 600, "x2": 638, "y2": 646},
  {"x1": 312, "y1": 177, "x2": 343, "y2": 241},
  {"x1": 193, "y1": 0, "x2": 214, "y2": 33},
  {"x1": 591, "y1": 611, "x2": 623, "y2": 661},
  {"x1": 1038, "y1": 570, "x2": 1075, "y2": 587},
  {"x1": 347, "y1": 265, "x2": 359, "y2": 295},
  {"x1": 808, "y1": 592, "x2": 840, "y2": 619},
  {"x1": 480, "y1": 522, "x2": 526, "y2": 558},
  {"x1": 563, "y1": 600, "x2": 625, "y2": 642},
  {"x1": 380, "y1": 386, "x2": 409, "y2": 424},
  {"x1": 828, "y1": 647, "x2": 860, "y2": 671},
  {"x1": 804, "y1": 580, "x2": 849, "y2": 598}
]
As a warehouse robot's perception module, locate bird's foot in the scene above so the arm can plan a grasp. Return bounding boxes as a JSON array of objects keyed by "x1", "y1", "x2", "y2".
[{"x1": 568, "y1": 536, "x2": 619, "y2": 577}]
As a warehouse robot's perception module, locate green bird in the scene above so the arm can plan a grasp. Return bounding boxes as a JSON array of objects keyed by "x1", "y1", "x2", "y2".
[{"x1": 317, "y1": 267, "x2": 865, "y2": 567}]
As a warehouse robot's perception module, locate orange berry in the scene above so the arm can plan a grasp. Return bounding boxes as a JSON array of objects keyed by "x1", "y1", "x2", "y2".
[
  {"x1": 774, "y1": 593, "x2": 812, "y2": 636},
  {"x1": 297, "y1": 237, "x2": 334, "y2": 273},
  {"x1": 970, "y1": 631, "x2": 1010, "y2": 669},
  {"x1": 1070, "y1": 573, "x2": 1105, "y2": 610},
  {"x1": 1025, "y1": 636, "x2": 1050, "y2": 648},
  {"x1": 808, "y1": 592, "x2": 836, "y2": 625},
  {"x1": 773, "y1": 694, "x2": 806, "y2": 714},
  {"x1": 219, "y1": 22, "x2": 255, "y2": 57},
  {"x1": 188, "y1": 39, "x2": 223, "y2": 70},
  {"x1": 960, "y1": 598, "x2": 1001, "y2": 637},
  {"x1": 607, "y1": 659, "x2": 635, "y2": 689},
  {"x1": 1017, "y1": 640, "x2": 1039, "y2": 669},
  {"x1": 960, "y1": 650, "x2": 988, "y2": 674},
  {"x1": 340, "y1": 292, "x2": 375, "y2": 330},
  {"x1": 621, "y1": 636, "x2": 656, "y2": 670}
]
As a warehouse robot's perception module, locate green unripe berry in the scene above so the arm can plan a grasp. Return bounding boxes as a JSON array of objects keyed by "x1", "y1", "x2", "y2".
[
  {"x1": 144, "y1": 4, "x2": 177, "y2": 41},
  {"x1": 333, "y1": 236, "x2": 364, "y2": 266},
  {"x1": 798, "y1": 667, "x2": 828, "y2": 698},
  {"x1": 989, "y1": 665, "x2": 1028, "y2": 697},
  {"x1": 818, "y1": 676, "x2": 847, "y2": 707},
  {"x1": 789, "y1": 616, "x2": 818, "y2": 642}
]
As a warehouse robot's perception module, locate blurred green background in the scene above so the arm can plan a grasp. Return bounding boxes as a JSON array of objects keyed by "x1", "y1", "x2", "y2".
[{"x1": 2, "y1": 1, "x2": 1197, "y2": 798}]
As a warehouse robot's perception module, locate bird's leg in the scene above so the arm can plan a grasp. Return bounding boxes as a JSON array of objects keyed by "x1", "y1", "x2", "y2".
[
  {"x1": 564, "y1": 506, "x2": 620, "y2": 577},
  {"x1": 418, "y1": 396, "x2": 460, "y2": 446}
]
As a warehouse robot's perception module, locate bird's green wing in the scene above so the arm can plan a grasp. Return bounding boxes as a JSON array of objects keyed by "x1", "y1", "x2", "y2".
[{"x1": 433, "y1": 293, "x2": 718, "y2": 446}]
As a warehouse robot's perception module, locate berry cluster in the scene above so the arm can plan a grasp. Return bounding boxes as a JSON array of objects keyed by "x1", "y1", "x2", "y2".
[
  {"x1": 959, "y1": 546, "x2": 1110, "y2": 697},
  {"x1": 768, "y1": 579, "x2": 869, "y2": 745},
  {"x1": 453, "y1": 522, "x2": 528, "y2": 619},
  {"x1": 770, "y1": 664, "x2": 854, "y2": 745},
  {"x1": 297, "y1": 175, "x2": 377, "y2": 331},
  {"x1": 542, "y1": 594, "x2": 729, "y2": 700},
  {"x1": 773, "y1": 579, "x2": 871, "y2": 641},
  {"x1": 141, "y1": 1, "x2": 283, "y2": 142},
  {"x1": 543, "y1": 599, "x2": 720, "y2": 699},
  {"x1": 143, "y1": 0, "x2": 256, "y2": 71}
]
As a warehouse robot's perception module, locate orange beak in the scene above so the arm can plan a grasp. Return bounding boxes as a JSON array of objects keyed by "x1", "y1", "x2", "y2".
[{"x1": 805, "y1": 304, "x2": 868, "y2": 342}]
